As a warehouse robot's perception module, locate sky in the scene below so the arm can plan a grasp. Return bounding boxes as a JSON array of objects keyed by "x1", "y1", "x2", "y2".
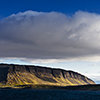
[{"x1": 1, "y1": 0, "x2": 100, "y2": 83}]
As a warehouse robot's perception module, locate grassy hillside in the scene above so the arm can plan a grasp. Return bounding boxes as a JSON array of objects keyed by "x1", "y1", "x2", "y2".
[{"x1": 0, "y1": 64, "x2": 95, "y2": 87}]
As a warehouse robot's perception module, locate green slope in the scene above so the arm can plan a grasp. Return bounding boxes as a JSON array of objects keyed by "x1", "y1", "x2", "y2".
[{"x1": 0, "y1": 64, "x2": 95, "y2": 87}]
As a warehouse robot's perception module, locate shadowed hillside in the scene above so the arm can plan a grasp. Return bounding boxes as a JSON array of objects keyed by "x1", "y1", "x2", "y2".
[{"x1": 0, "y1": 64, "x2": 95, "y2": 87}]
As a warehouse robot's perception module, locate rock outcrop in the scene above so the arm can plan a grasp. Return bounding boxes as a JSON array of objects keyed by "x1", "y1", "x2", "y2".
[{"x1": 0, "y1": 64, "x2": 95, "y2": 86}]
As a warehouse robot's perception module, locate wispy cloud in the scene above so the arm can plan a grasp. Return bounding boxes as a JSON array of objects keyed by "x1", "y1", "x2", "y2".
[
  {"x1": 1, "y1": 10, "x2": 100, "y2": 62},
  {"x1": 0, "y1": 59, "x2": 5, "y2": 62},
  {"x1": 87, "y1": 74, "x2": 100, "y2": 83}
]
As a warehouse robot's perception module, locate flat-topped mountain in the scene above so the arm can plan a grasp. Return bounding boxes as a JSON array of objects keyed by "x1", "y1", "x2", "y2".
[{"x1": 0, "y1": 64, "x2": 95, "y2": 86}]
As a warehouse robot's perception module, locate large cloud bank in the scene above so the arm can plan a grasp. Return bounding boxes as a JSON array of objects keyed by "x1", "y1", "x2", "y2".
[{"x1": 1, "y1": 10, "x2": 100, "y2": 62}]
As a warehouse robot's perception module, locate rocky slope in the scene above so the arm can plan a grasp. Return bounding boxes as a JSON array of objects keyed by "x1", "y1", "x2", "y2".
[{"x1": 0, "y1": 64, "x2": 95, "y2": 86}]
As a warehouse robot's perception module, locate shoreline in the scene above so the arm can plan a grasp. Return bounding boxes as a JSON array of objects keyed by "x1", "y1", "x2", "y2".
[{"x1": 0, "y1": 84, "x2": 100, "y2": 91}]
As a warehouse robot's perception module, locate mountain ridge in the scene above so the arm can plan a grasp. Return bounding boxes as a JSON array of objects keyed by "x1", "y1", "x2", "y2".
[{"x1": 0, "y1": 63, "x2": 95, "y2": 86}]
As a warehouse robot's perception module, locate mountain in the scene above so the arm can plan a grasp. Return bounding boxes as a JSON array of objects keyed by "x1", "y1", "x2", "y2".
[{"x1": 0, "y1": 64, "x2": 95, "y2": 87}]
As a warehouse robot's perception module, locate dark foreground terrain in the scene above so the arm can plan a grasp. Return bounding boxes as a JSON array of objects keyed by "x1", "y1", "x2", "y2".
[
  {"x1": 0, "y1": 84, "x2": 100, "y2": 100},
  {"x1": 0, "y1": 89, "x2": 100, "y2": 100},
  {"x1": 1, "y1": 84, "x2": 100, "y2": 90}
]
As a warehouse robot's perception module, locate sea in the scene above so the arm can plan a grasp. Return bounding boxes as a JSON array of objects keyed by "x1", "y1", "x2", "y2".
[{"x1": 0, "y1": 89, "x2": 100, "y2": 100}]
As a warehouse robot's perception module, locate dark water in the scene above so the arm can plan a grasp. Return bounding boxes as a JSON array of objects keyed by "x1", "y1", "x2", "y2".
[{"x1": 0, "y1": 89, "x2": 100, "y2": 100}]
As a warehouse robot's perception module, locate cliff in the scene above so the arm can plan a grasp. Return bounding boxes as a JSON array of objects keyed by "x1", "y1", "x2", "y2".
[{"x1": 0, "y1": 64, "x2": 95, "y2": 86}]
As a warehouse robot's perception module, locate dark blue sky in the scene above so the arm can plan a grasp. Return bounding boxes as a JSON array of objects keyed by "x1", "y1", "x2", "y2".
[{"x1": 1, "y1": 0, "x2": 100, "y2": 18}]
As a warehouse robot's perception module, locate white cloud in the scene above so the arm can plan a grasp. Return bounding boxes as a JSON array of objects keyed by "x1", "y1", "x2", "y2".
[
  {"x1": 0, "y1": 59, "x2": 5, "y2": 62},
  {"x1": 1, "y1": 10, "x2": 100, "y2": 62},
  {"x1": 87, "y1": 74, "x2": 100, "y2": 83}
]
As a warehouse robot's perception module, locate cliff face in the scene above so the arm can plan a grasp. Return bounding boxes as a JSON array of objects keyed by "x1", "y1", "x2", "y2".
[{"x1": 0, "y1": 64, "x2": 95, "y2": 86}]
